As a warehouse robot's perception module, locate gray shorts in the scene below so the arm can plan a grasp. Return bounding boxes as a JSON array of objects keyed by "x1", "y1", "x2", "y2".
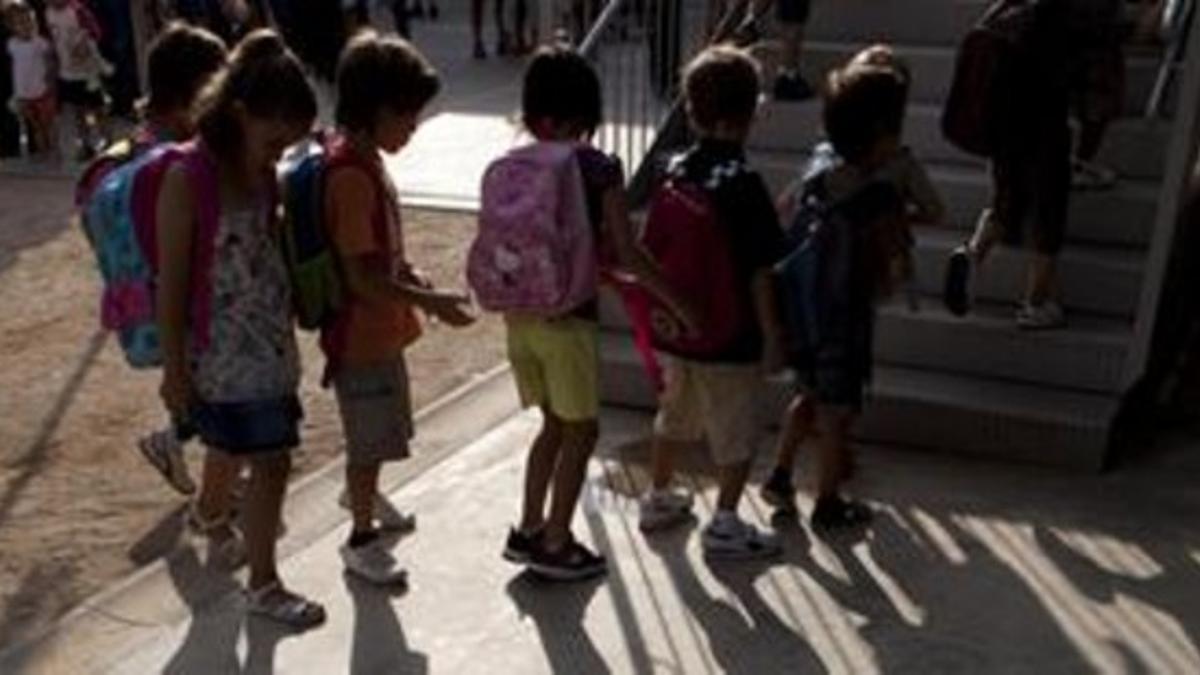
[{"x1": 333, "y1": 357, "x2": 414, "y2": 466}]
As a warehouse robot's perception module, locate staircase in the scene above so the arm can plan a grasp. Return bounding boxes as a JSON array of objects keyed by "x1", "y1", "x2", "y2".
[{"x1": 591, "y1": 0, "x2": 1200, "y2": 470}]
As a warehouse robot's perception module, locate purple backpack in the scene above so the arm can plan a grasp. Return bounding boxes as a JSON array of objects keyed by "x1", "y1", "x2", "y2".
[{"x1": 468, "y1": 142, "x2": 597, "y2": 316}]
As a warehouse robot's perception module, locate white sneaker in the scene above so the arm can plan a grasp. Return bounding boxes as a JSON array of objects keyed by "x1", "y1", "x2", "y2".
[
  {"x1": 702, "y1": 514, "x2": 781, "y2": 560},
  {"x1": 338, "y1": 490, "x2": 417, "y2": 533},
  {"x1": 340, "y1": 539, "x2": 408, "y2": 586},
  {"x1": 138, "y1": 427, "x2": 196, "y2": 495},
  {"x1": 1016, "y1": 301, "x2": 1066, "y2": 330},
  {"x1": 638, "y1": 489, "x2": 694, "y2": 532}
]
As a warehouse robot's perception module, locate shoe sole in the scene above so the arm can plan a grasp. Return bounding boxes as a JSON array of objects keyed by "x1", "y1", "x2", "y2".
[
  {"x1": 502, "y1": 548, "x2": 532, "y2": 565},
  {"x1": 702, "y1": 545, "x2": 783, "y2": 561},
  {"x1": 944, "y1": 250, "x2": 971, "y2": 317}
]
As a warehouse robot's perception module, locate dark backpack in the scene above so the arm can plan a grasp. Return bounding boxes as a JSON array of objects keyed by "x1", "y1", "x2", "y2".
[
  {"x1": 942, "y1": 0, "x2": 1038, "y2": 158},
  {"x1": 640, "y1": 177, "x2": 747, "y2": 358}
]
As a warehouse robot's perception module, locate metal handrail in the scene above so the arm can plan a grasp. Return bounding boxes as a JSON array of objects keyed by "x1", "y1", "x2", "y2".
[
  {"x1": 1125, "y1": 1, "x2": 1200, "y2": 389},
  {"x1": 1147, "y1": 0, "x2": 1196, "y2": 117}
]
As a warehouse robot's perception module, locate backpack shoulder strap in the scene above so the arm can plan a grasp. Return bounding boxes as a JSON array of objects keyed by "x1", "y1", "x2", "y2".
[{"x1": 323, "y1": 137, "x2": 391, "y2": 252}]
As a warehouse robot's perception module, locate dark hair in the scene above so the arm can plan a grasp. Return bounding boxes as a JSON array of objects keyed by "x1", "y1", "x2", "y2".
[
  {"x1": 521, "y1": 45, "x2": 602, "y2": 134},
  {"x1": 146, "y1": 22, "x2": 227, "y2": 116},
  {"x1": 335, "y1": 30, "x2": 440, "y2": 132},
  {"x1": 194, "y1": 29, "x2": 317, "y2": 160},
  {"x1": 823, "y1": 62, "x2": 908, "y2": 164},
  {"x1": 682, "y1": 46, "x2": 760, "y2": 134}
]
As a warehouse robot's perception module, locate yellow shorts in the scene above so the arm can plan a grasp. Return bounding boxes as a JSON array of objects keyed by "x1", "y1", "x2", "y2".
[{"x1": 506, "y1": 316, "x2": 599, "y2": 423}]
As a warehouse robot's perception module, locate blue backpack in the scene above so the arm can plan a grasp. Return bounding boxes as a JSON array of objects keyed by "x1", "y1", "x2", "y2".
[{"x1": 773, "y1": 146, "x2": 900, "y2": 363}]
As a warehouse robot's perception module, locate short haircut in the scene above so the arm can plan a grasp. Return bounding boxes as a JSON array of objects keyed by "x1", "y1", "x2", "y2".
[
  {"x1": 682, "y1": 46, "x2": 761, "y2": 134},
  {"x1": 335, "y1": 30, "x2": 440, "y2": 132},
  {"x1": 521, "y1": 45, "x2": 603, "y2": 134},
  {"x1": 146, "y1": 22, "x2": 227, "y2": 116},
  {"x1": 823, "y1": 61, "x2": 908, "y2": 164}
]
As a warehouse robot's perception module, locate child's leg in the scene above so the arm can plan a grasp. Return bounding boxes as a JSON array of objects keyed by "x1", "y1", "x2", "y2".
[
  {"x1": 518, "y1": 407, "x2": 564, "y2": 533},
  {"x1": 1026, "y1": 253, "x2": 1059, "y2": 307},
  {"x1": 495, "y1": 0, "x2": 511, "y2": 51},
  {"x1": 541, "y1": 417, "x2": 599, "y2": 550},
  {"x1": 471, "y1": 0, "x2": 486, "y2": 51},
  {"x1": 715, "y1": 459, "x2": 752, "y2": 512},
  {"x1": 243, "y1": 451, "x2": 291, "y2": 590},
  {"x1": 812, "y1": 406, "x2": 851, "y2": 500},
  {"x1": 195, "y1": 447, "x2": 242, "y2": 521},
  {"x1": 514, "y1": 0, "x2": 529, "y2": 50},
  {"x1": 772, "y1": 394, "x2": 813, "y2": 474},
  {"x1": 346, "y1": 461, "x2": 382, "y2": 536}
]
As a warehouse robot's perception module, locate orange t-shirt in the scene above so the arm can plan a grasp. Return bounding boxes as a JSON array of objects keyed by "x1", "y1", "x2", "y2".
[{"x1": 325, "y1": 161, "x2": 422, "y2": 367}]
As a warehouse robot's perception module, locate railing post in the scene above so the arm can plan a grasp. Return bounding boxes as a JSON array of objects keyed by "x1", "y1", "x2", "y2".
[{"x1": 1124, "y1": 7, "x2": 1200, "y2": 389}]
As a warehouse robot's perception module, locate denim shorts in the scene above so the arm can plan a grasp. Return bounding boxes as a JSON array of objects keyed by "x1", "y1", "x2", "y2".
[{"x1": 191, "y1": 396, "x2": 303, "y2": 455}]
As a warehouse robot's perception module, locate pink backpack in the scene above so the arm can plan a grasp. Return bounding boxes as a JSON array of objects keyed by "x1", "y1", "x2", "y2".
[{"x1": 468, "y1": 142, "x2": 597, "y2": 316}]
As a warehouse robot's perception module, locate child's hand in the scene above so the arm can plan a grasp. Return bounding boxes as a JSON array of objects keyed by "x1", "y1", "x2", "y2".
[{"x1": 425, "y1": 292, "x2": 476, "y2": 327}]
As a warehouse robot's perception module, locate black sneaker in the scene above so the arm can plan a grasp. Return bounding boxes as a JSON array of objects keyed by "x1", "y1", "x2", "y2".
[
  {"x1": 774, "y1": 73, "x2": 815, "y2": 102},
  {"x1": 811, "y1": 497, "x2": 873, "y2": 531},
  {"x1": 502, "y1": 527, "x2": 542, "y2": 564},
  {"x1": 943, "y1": 245, "x2": 972, "y2": 317},
  {"x1": 760, "y1": 467, "x2": 797, "y2": 513},
  {"x1": 529, "y1": 540, "x2": 607, "y2": 582}
]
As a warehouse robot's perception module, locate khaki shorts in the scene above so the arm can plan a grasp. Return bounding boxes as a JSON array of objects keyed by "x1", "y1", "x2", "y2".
[
  {"x1": 333, "y1": 357, "x2": 414, "y2": 467},
  {"x1": 506, "y1": 316, "x2": 599, "y2": 423},
  {"x1": 653, "y1": 356, "x2": 764, "y2": 467}
]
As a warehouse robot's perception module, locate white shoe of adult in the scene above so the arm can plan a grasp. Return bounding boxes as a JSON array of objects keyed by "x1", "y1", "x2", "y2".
[{"x1": 1016, "y1": 301, "x2": 1066, "y2": 330}]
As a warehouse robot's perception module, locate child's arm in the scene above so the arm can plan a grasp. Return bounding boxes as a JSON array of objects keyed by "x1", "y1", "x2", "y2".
[
  {"x1": 601, "y1": 184, "x2": 700, "y2": 334},
  {"x1": 901, "y1": 154, "x2": 946, "y2": 226},
  {"x1": 339, "y1": 254, "x2": 474, "y2": 326},
  {"x1": 155, "y1": 164, "x2": 196, "y2": 416},
  {"x1": 327, "y1": 168, "x2": 474, "y2": 326}
]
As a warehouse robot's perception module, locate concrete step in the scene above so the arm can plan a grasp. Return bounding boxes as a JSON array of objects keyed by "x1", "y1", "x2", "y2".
[
  {"x1": 797, "y1": 42, "x2": 1171, "y2": 117},
  {"x1": 749, "y1": 101, "x2": 1172, "y2": 181},
  {"x1": 874, "y1": 299, "x2": 1130, "y2": 393},
  {"x1": 910, "y1": 226, "x2": 1144, "y2": 318},
  {"x1": 754, "y1": 151, "x2": 1160, "y2": 247},
  {"x1": 598, "y1": 330, "x2": 1119, "y2": 470},
  {"x1": 597, "y1": 287, "x2": 1130, "y2": 393},
  {"x1": 801, "y1": 0, "x2": 987, "y2": 46}
]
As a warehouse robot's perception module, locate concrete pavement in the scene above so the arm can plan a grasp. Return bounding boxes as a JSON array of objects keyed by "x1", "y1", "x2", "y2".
[{"x1": 4, "y1": 363, "x2": 1200, "y2": 673}]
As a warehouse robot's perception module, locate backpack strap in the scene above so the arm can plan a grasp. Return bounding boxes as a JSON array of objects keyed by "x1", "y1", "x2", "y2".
[{"x1": 176, "y1": 141, "x2": 223, "y2": 355}]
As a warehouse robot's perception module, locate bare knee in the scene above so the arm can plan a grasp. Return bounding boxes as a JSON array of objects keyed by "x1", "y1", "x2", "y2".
[
  {"x1": 560, "y1": 419, "x2": 599, "y2": 455},
  {"x1": 250, "y1": 451, "x2": 292, "y2": 482}
]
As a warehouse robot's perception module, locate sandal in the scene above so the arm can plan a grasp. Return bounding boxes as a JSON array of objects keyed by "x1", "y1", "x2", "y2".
[
  {"x1": 187, "y1": 503, "x2": 247, "y2": 569},
  {"x1": 246, "y1": 581, "x2": 326, "y2": 629}
]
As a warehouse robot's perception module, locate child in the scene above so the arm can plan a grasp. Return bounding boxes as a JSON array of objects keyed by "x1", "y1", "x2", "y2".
[
  {"x1": 43, "y1": 0, "x2": 111, "y2": 160},
  {"x1": 156, "y1": 29, "x2": 324, "y2": 628},
  {"x1": 5, "y1": 1, "x2": 55, "y2": 158},
  {"x1": 122, "y1": 22, "x2": 228, "y2": 496},
  {"x1": 761, "y1": 47, "x2": 942, "y2": 525},
  {"x1": 0, "y1": 4, "x2": 19, "y2": 157},
  {"x1": 637, "y1": 46, "x2": 789, "y2": 558},
  {"x1": 323, "y1": 31, "x2": 474, "y2": 586},
  {"x1": 498, "y1": 46, "x2": 697, "y2": 580},
  {"x1": 1065, "y1": 0, "x2": 1125, "y2": 190}
]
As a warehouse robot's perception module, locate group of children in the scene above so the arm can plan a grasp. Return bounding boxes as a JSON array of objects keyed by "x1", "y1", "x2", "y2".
[
  {"x1": 2, "y1": 0, "x2": 112, "y2": 160},
  {"x1": 92, "y1": 0, "x2": 1160, "y2": 632}
]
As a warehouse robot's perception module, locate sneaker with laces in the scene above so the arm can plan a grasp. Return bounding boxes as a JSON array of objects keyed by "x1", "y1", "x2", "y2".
[
  {"x1": 340, "y1": 539, "x2": 408, "y2": 586},
  {"x1": 529, "y1": 539, "x2": 608, "y2": 581},
  {"x1": 138, "y1": 426, "x2": 196, "y2": 495},
  {"x1": 760, "y1": 468, "x2": 797, "y2": 513},
  {"x1": 638, "y1": 489, "x2": 694, "y2": 532},
  {"x1": 702, "y1": 515, "x2": 781, "y2": 560},
  {"x1": 502, "y1": 527, "x2": 543, "y2": 564},
  {"x1": 338, "y1": 490, "x2": 417, "y2": 533},
  {"x1": 1016, "y1": 301, "x2": 1066, "y2": 330}
]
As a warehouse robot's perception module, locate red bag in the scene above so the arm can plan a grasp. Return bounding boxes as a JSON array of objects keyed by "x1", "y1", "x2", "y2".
[{"x1": 641, "y1": 179, "x2": 747, "y2": 359}]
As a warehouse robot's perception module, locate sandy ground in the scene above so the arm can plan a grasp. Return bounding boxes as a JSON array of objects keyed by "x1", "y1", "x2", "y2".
[{"x1": 0, "y1": 175, "x2": 505, "y2": 651}]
